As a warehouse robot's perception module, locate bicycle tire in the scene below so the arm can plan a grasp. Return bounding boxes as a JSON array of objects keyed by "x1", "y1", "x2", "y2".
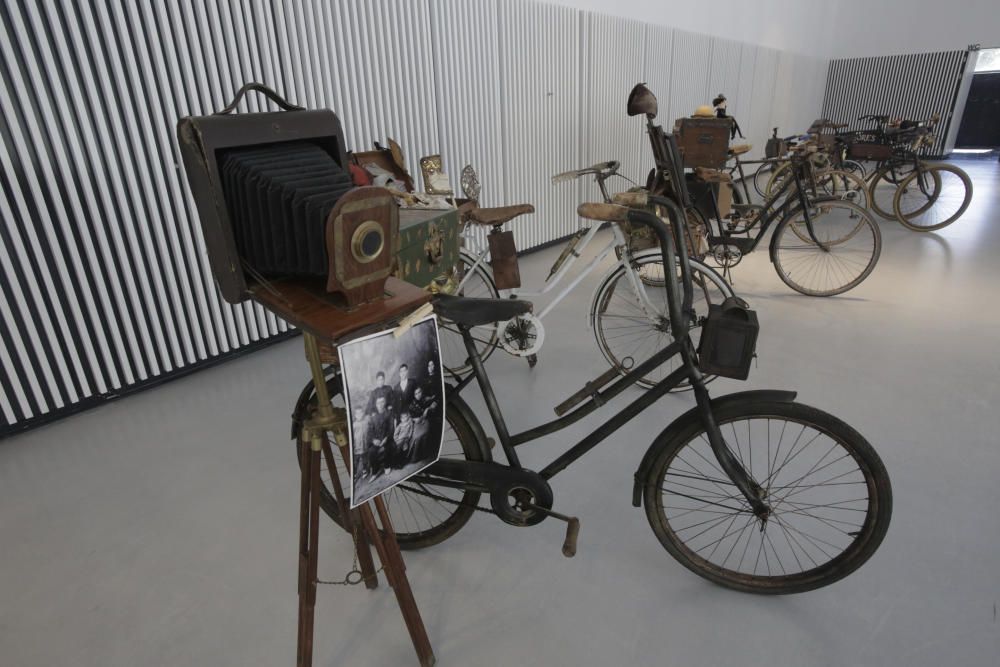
[
  {"x1": 866, "y1": 166, "x2": 897, "y2": 220},
  {"x1": 893, "y1": 163, "x2": 972, "y2": 232},
  {"x1": 752, "y1": 162, "x2": 776, "y2": 198},
  {"x1": 439, "y1": 251, "x2": 500, "y2": 376},
  {"x1": 815, "y1": 169, "x2": 870, "y2": 210},
  {"x1": 292, "y1": 372, "x2": 487, "y2": 549},
  {"x1": 592, "y1": 250, "x2": 733, "y2": 390},
  {"x1": 765, "y1": 162, "x2": 793, "y2": 198},
  {"x1": 772, "y1": 199, "x2": 881, "y2": 297},
  {"x1": 642, "y1": 399, "x2": 892, "y2": 594}
]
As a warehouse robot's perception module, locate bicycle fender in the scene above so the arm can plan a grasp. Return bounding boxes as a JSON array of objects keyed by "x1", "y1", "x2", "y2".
[
  {"x1": 631, "y1": 389, "x2": 797, "y2": 507},
  {"x1": 767, "y1": 196, "x2": 840, "y2": 261}
]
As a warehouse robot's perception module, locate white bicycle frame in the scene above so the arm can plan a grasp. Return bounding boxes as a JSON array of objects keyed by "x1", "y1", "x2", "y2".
[{"x1": 455, "y1": 219, "x2": 663, "y2": 328}]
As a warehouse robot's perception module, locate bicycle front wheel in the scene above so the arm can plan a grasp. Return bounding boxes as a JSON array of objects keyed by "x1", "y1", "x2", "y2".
[
  {"x1": 592, "y1": 251, "x2": 733, "y2": 390},
  {"x1": 752, "y1": 162, "x2": 776, "y2": 198},
  {"x1": 765, "y1": 161, "x2": 793, "y2": 197},
  {"x1": 643, "y1": 399, "x2": 892, "y2": 594},
  {"x1": 815, "y1": 169, "x2": 869, "y2": 209},
  {"x1": 772, "y1": 200, "x2": 881, "y2": 296},
  {"x1": 292, "y1": 372, "x2": 486, "y2": 549},
  {"x1": 893, "y1": 163, "x2": 972, "y2": 231}
]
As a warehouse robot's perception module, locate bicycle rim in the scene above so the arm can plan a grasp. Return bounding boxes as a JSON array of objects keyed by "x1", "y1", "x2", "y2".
[{"x1": 773, "y1": 200, "x2": 881, "y2": 296}]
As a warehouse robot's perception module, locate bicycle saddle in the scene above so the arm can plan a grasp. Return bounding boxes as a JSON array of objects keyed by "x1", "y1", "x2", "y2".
[
  {"x1": 728, "y1": 143, "x2": 752, "y2": 156},
  {"x1": 433, "y1": 293, "x2": 532, "y2": 327},
  {"x1": 463, "y1": 204, "x2": 535, "y2": 227}
]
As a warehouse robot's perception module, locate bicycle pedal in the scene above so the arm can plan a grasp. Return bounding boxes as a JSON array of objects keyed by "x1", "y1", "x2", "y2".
[{"x1": 523, "y1": 503, "x2": 581, "y2": 558}]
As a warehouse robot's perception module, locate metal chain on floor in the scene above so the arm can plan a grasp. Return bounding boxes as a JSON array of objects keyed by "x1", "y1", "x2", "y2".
[{"x1": 316, "y1": 519, "x2": 385, "y2": 587}]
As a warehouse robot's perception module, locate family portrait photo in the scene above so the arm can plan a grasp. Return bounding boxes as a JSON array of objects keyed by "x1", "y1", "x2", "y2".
[{"x1": 338, "y1": 316, "x2": 445, "y2": 508}]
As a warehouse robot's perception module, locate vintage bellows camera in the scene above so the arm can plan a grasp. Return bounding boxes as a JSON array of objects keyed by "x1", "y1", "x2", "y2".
[{"x1": 176, "y1": 83, "x2": 418, "y2": 316}]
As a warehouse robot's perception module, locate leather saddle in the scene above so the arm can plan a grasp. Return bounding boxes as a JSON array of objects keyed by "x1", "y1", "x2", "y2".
[
  {"x1": 433, "y1": 293, "x2": 532, "y2": 327},
  {"x1": 458, "y1": 201, "x2": 535, "y2": 227}
]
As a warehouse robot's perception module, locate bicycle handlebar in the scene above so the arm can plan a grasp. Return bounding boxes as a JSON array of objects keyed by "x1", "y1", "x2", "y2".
[{"x1": 552, "y1": 160, "x2": 620, "y2": 184}]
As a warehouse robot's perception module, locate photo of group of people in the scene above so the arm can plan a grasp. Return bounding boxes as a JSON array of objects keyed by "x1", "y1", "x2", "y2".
[{"x1": 339, "y1": 317, "x2": 445, "y2": 507}]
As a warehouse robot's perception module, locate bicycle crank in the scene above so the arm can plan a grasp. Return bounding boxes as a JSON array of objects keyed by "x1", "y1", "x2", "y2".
[{"x1": 522, "y1": 502, "x2": 582, "y2": 557}]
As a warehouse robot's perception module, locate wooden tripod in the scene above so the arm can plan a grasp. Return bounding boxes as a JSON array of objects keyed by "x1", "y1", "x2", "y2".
[{"x1": 296, "y1": 331, "x2": 435, "y2": 667}]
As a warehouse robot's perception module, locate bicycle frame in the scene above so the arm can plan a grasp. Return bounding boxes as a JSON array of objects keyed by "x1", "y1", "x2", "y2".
[
  {"x1": 454, "y1": 200, "x2": 663, "y2": 325},
  {"x1": 707, "y1": 160, "x2": 828, "y2": 252},
  {"x1": 421, "y1": 197, "x2": 767, "y2": 516}
]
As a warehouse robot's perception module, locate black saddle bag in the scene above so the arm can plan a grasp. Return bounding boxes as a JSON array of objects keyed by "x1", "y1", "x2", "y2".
[{"x1": 697, "y1": 296, "x2": 759, "y2": 380}]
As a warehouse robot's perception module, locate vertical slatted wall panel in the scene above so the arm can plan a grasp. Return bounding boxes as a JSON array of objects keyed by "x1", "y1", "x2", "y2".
[
  {"x1": 667, "y1": 30, "x2": 712, "y2": 124},
  {"x1": 497, "y1": 0, "x2": 580, "y2": 249},
  {"x1": 1, "y1": 0, "x2": 829, "y2": 435},
  {"x1": 735, "y1": 43, "x2": 759, "y2": 151},
  {"x1": 749, "y1": 47, "x2": 780, "y2": 158},
  {"x1": 428, "y1": 0, "x2": 504, "y2": 253},
  {"x1": 822, "y1": 50, "x2": 969, "y2": 156},
  {"x1": 709, "y1": 38, "x2": 742, "y2": 112},
  {"x1": 578, "y1": 11, "x2": 646, "y2": 204}
]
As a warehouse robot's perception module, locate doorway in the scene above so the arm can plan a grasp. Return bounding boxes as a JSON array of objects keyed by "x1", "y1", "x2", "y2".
[{"x1": 956, "y1": 48, "x2": 1000, "y2": 149}]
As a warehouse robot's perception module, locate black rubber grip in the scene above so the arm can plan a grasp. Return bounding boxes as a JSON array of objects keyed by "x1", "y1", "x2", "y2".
[{"x1": 562, "y1": 518, "x2": 581, "y2": 558}]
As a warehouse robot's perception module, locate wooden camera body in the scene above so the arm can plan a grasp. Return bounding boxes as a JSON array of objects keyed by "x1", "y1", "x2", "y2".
[
  {"x1": 178, "y1": 87, "x2": 399, "y2": 309},
  {"x1": 177, "y1": 84, "x2": 428, "y2": 342}
]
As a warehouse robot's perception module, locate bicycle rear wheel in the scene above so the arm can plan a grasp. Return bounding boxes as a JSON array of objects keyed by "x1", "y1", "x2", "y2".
[
  {"x1": 592, "y1": 251, "x2": 732, "y2": 390},
  {"x1": 867, "y1": 166, "x2": 901, "y2": 220},
  {"x1": 816, "y1": 169, "x2": 869, "y2": 209},
  {"x1": 439, "y1": 251, "x2": 499, "y2": 376},
  {"x1": 893, "y1": 163, "x2": 972, "y2": 231},
  {"x1": 292, "y1": 372, "x2": 486, "y2": 549},
  {"x1": 772, "y1": 200, "x2": 881, "y2": 296},
  {"x1": 642, "y1": 399, "x2": 892, "y2": 594}
]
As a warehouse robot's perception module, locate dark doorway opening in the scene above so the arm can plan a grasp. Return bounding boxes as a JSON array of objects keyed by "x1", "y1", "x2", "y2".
[{"x1": 956, "y1": 49, "x2": 1000, "y2": 150}]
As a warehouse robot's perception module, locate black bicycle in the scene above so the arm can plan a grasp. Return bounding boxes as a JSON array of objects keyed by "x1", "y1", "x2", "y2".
[
  {"x1": 635, "y1": 96, "x2": 882, "y2": 297},
  {"x1": 292, "y1": 183, "x2": 892, "y2": 594}
]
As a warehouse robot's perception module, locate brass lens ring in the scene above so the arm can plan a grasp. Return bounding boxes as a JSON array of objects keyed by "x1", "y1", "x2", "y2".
[{"x1": 350, "y1": 220, "x2": 385, "y2": 264}]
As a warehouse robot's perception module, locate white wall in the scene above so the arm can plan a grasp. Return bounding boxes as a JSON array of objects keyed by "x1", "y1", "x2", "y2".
[
  {"x1": 547, "y1": 0, "x2": 844, "y2": 56},
  {"x1": 823, "y1": 0, "x2": 1000, "y2": 59}
]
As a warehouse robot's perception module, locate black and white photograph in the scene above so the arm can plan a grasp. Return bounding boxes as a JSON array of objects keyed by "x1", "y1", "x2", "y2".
[{"x1": 338, "y1": 316, "x2": 445, "y2": 508}]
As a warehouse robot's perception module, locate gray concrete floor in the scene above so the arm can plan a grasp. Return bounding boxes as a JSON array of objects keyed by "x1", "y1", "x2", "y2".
[{"x1": 2, "y1": 159, "x2": 999, "y2": 666}]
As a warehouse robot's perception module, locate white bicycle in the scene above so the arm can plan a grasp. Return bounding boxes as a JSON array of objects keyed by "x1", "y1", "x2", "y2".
[{"x1": 440, "y1": 160, "x2": 733, "y2": 389}]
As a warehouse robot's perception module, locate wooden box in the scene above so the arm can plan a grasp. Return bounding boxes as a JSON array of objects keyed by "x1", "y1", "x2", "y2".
[
  {"x1": 673, "y1": 117, "x2": 732, "y2": 169},
  {"x1": 394, "y1": 208, "x2": 461, "y2": 290}
]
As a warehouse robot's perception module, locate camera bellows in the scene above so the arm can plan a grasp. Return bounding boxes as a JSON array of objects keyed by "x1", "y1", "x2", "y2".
[{"x1": 220, "y1": 142, "x2": 354, "y2": 276}]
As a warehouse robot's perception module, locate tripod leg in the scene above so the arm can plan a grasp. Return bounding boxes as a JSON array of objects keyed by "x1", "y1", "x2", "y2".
[
  {"x1": 296, "y1": 437, "x2": 323, "y2": 667},
  {"x1": 374, "y1": 497, "x2": 436, "y2": 667},
  {"x1": 322, "y1": 436, "x2": 379, "y2": 589}
]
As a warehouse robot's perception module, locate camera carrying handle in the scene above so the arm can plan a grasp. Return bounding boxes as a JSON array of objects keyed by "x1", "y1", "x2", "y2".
[{"x1": 214, "y1": 82, "x2": 305, "y2": 115}]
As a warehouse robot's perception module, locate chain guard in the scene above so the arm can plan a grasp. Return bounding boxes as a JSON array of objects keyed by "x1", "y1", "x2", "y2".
[{"x1": 489, "y1": 473, "x2": 554, "y2": 526}]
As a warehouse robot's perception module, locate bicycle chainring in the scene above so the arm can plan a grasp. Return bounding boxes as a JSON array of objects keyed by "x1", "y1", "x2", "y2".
[
  {"x1": 711, "y1": 243, "x2": 744, "y2": 268},
  {"x1": 498, "y1": 313, "x2": 545, "y2": 357}
]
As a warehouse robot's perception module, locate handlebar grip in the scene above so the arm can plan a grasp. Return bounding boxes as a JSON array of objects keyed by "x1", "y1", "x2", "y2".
[
  {"x1": 612, "y1": 191, "x2": 649, "y2": 207},
  {"x1": 578, "y1": 202, "x2": 628, "y2": 222},
  {"x1": 562, "y1": 517, "x2": 580, "y2": 557}
]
